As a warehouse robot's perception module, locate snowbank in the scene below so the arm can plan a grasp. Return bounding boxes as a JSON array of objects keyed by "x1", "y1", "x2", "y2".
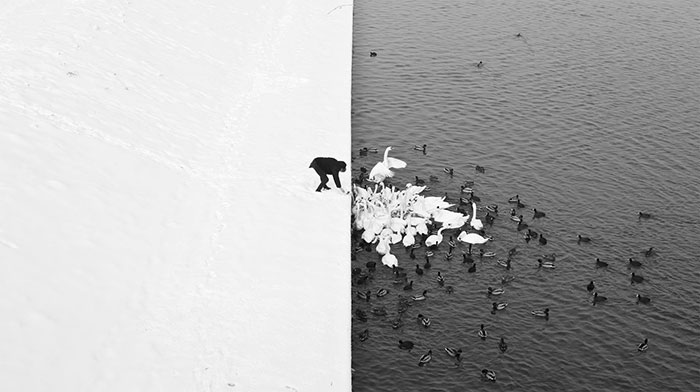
[{"x1": 0, "y1": 0, "x2": 352, "y2": 390}]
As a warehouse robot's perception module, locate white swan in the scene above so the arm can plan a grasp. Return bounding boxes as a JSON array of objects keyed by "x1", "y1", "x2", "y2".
[
  {"x1": 425, "y1": 227, "x2": 446, "y2": 247},
  {"x1": 457, "y1": 231, "x2": 490, "y2": 245},
  {"x1": 470, "y1": 202, "x2": 483, "y2": 230},
  {"x1": 369, "y1": 146, "x2": 407, "y2": 183},
  {"x1": 381, "y1": 252, "x2": 398, "y2": 268}
]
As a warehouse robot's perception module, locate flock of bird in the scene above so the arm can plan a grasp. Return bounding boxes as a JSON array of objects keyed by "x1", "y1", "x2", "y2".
[{"x1": 350, "y1": 145, "x2": 654, "y2": 382}]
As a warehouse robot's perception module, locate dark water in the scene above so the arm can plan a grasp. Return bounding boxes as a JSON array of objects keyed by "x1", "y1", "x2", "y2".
[{"x1": 350, "y1": 0, "x2": 700, "y2": 390}]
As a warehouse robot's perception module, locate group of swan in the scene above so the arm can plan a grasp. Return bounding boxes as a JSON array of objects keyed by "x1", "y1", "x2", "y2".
[{"x1": 353, "y1": 146, "x2": 493, "y2": 267}]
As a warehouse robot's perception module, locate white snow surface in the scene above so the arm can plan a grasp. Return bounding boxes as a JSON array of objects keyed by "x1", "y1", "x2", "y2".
[{"x1": 0, "y1": 1, "x2": 352, "y2": 391}]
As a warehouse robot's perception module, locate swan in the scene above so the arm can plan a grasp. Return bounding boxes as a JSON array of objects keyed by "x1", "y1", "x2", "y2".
[
  {"x1": 418, "y1": 350, "x2": 432, "y2": 366},
  {"x1": 425, "y1": 227, "x2": 446, "y2": 248},
  {"x1": 470, "y1": 202, "x2": 483, "y2": 230},
  {"x1": 381, "y1": 252, "x2": 398, "y2": 268},
  {"x1": 402, "y1": 233, "x2": 415, "y2": 247},
  {"x1": 368, "y1": 146, "x2": 407, "y2": 183},
  {"x1": 457, "y1": 231, "x2": 490, "y2": 245}
]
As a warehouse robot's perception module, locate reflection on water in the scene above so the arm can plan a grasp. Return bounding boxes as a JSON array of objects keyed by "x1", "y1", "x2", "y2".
[{"x1": 351, "y1": 0, "x2": 700, "y2": 390}]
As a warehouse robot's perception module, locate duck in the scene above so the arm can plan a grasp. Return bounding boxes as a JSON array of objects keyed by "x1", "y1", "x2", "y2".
[
  {"x1": 444, "y1": 249, "x2": 453, "y2": 260},
  {"x1": 501, "y1": 275, "x2": 515, "y2": 284},
  {"x1": 415, "y1": 264, "x2": 424, "y2": 275},
  {"x1": 524, "y1": 232, "x2": 532, "y2": 243},
  {"x1": 425, "y1": 250, "x2": 434, "y2": 257},
  {"x1": 638, "y1": 338, "x2": 649, "y2": 352},
  {"x1": 357, "y1": 290, "x2": 372, "y2": 301},
  {"x1": 359, "y1": 329, "x2": 369, "y2": 341},
  {"x1": 462, "y1": 252, "x2": 474, "y2": 264},
  {"x1": 371, "y1": 306, "x2": 387, "y2": 316},
  {"x1": 587, "y1": 280, "x2": 595, "y2": 292},
  {"x1": 592, "y1": 292, "x2": 608, "y2": 305},
  {"x1": 533, "y1": 208, "x2": 546, "y2": 219},
  {"x1": 423, "y1": 256, "x2": 432, "y2": 270},
  {"x1": 631, "y1": 272, "x2": 645, "y2": 284},
  {"x1": 492, "y1": 302, "x2": 508, "y2": 312},
  {"x1": 538, "y1": 234, "x2": 548, "y2": 245},
  {"x1": 436, "y1": 271, "x2": 445, "y2": 285},
  {"x1": 532, "y1": 308, "x2": 550, "y2": 318},
  {"x1": 577, "y1": 234, "x2": 591, "y2": 243},
  {"x1": 443, "y1": 167, "x2": 454, "y2": 175},
  {"x1": 418, "y1": 350, "x2": 432, "y2": 366},
  {"x1": 508, "y1": 195, "x2": 520, "y2": 204},
  {"x1": 481, "y1": 369, "x2": 496, "y2": 382},
  {"x1": 528, "y1": 228, "x2": 539, "y2": 239},
  {"x1": 538, "y1": 259, "x2": 555, "y2": 269},
  {"x1": 444, "y1": 347, "x2": 462, "y2": 359},
  {"x1": 398, "y1": 340, "x2": 414, "y2": 351},
  {"x1": 445, "y1": 285, "x2": 455, "y2": 294},
  {"x1": 365, "y1": 261, "x2": 377, "y2": 271},
  {"x1": 482, "y1": 251, "x2": 496, "y2": 257},
  {"x1": 429, "y1": 175, "x2": 439, "y2": 183},
  {"x1": 478, "y1": 324, "x2": 488, "y2": 339},
  {"x1": 355, "y1": 309, "x2": 368, "y2": 322},
  {"x1": 411, "y1": 290, "x2": 428, "y2": 301},
  {"x1": 636, "y1": 294, "x2": 651, "y2": 304},
  {"x1": 629, "y1": 257, "x2": 642, "y2": 268},
  {"x1": 485, "y1": 212, "x2": 496, "y2": 225},
  {"x1": 541, "y1": 253, "x2": 556, "y2": 262},
  {"x1": 414, "y1": 144, "x2": 427, "y2": 151},
  {"x1": 369, "y1": 51, "x2": 377, "y2": 57},
  {"x1": 488, "y1": 287, "x2": 505, "y2": 295},
  {"x1": 448, "y1": 236, "x2": 457, "y2": 248},
  {"x1": 368, "y1": 147, "x2": 378, "y2": 153},
  {"x1": 499, "y1": 337, "x2": 508, "y2": 353},
  {"x1": 391, "y1": 317, "x2": 403, "y2": 329},
  {"x1": 516, "y1": 199, "x2": 526, "y2": 208},
  {"x1": 510, "y1": 214, "x2": 523, "y2": 223},
  {"x1": 461, "y1": 185, "x2": 473, "y2": 193},
  {"x1": 497, "y1": 258, "x2": 512, "y2": 270},
  {"x1": 409, "y1": 247, "x2": 416, "y2": 259},
  {"x1": 376, "y1": 288, "x2": 388, "y2": 297},
  {"x1": 414, "y1": 176, "x2": 426, "y2": 185},
  {"x1": 468, "y1": 263, "x2": 476, "y2": 273},
  {"x1": 355, "y1": 274, "x2": 369, "y2": 285},
  {"x1": 517, "y1": 220, "x2": 529, "y2": 231},
  {"x1": 644, "y1": 247, "x2": 654, "y2": 257},
  {"x1": 510, "y1": 208, "x2": 517, "y2": 216},
  {"x1": 417, "y1": 314, "x2": 431, "y2": 328},
  {"x1": 638, "y1": 211, "x2": 652, "y2": 219},
  {"x1": 595, "y1": 258, "x2": 609, "y2": 268},
  {"x1": 403, "y1": 280, "x2": 414, "y2": 290},
  {"x1": 475, "y1": 165, "x2": 485, "y2": 173}
]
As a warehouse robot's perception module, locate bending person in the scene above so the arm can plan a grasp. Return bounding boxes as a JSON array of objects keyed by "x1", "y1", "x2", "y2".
[{"x1": 309, "y1": 157, "x2": 347, "y2": 192}]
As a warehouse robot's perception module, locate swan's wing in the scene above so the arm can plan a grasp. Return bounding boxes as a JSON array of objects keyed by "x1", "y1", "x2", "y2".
[
  {"x1": 385, "y1": 157, "x2": 407, "y2": 169},
  {"x1": 369, "y1": 162, "x2": 393, "y2": 182}
]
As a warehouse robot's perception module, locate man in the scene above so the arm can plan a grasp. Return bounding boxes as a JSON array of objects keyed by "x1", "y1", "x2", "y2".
[{"x1": 309, "y1": 157, "x2": 346, "y2": 192}]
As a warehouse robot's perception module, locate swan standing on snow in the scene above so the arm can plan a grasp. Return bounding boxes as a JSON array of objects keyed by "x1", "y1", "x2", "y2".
[{"x1": 369, "y1": 146, "x2": 407, "y2": 183}]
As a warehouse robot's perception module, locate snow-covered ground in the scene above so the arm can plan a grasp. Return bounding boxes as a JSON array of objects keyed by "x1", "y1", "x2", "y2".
[{"x1": 0, "y1": 1, "x2": 352, "y2": 390}]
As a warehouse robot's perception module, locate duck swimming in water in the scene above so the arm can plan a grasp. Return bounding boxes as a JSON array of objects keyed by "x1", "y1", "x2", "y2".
[
  {"x1": 595, "y1": 258, "x2": 609, "y2": 268},
  {"x1": 629, "y1": 258, "x2": 642, "y2": 268},
  {"x1": 488, "y1": 287, "x2": 505, "y2": 295},
  {"x1": 468, "y1": 263, "x2": 476, "y2": 273},
  {"x1": 587, "y1": 281, "x2": 595, "y2": 292},
  {"x1": 492, "y1": 302, "x2": 508, "y2": 313},
  {"x1": 417, "y1": 313, "x2": 431, "y2": 328},
  {"x1": 359, "y1": 329, "x2": 369, "y2": 341},
  {"x1": 481, "y1": 369, "x2": 496, "y2": 382},
  {"x1": 532, "y1": 308, "x2": 550, "y2": 318},
  {"x1": 437, "y1": 271, "x2": 445, "y2": 285},
  {"x1": 411, "y1": 290, "x2": 428, "y2": 301},
  {"x1": 418, "y1": 350, "x2": 432, "y2": 366},
  {"x1": 533, "y1": 208, "x2": 546, "y2": 219},
  {"x1": 538, "y1": 259, "x2": 555, "y2": 269},
  {"x1": 499, "y1": 337, "x2": 508, "y2": 353},
  {"x1": 636, "y1": 294, "x2": 651, "y2": 304},
  {"x1": 638, "y1": 211, "x2": 652, "y2": 219},
  {"x1": 398, "y1": 340, "x2": 414, "y2": 351},
  {"x1": 538, "y1": 234, "x2": 548, "y2": 245},
  {"x1": 478, "y1": 324, "x2": 488, "y2": 339},
  {"x1": 577, "y1": 234, "x2": 591, "y2": 243},
  {"x1": 644, "y1": 247, "x2": 654, "y2": 257},
  {"x1": 403, "y1": 280, "x2": 413, "y2": 290},
  {"x1": 444, "y1": 347, "x2": 462, "y2": 359},
  {"x1": 414, "y1": 144, "x2": 427, "y2": 152},
  {"x1": 415, "y1": 264, "x2": 424, "y2": 275},
  {"x1": 631, "y1": 273, "x2": 645, "y2": 284},
  {"x1": 592, "y1": 292, "x2": 608, "y2": 305},
  {"x1": 638, "y1": 338, "x2": 649, "y2": 352}
]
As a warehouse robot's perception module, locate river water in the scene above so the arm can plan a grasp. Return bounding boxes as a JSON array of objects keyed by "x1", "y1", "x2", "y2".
[{"x1": 350, "y1": 0, "x2": 700, "y2": 390}]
